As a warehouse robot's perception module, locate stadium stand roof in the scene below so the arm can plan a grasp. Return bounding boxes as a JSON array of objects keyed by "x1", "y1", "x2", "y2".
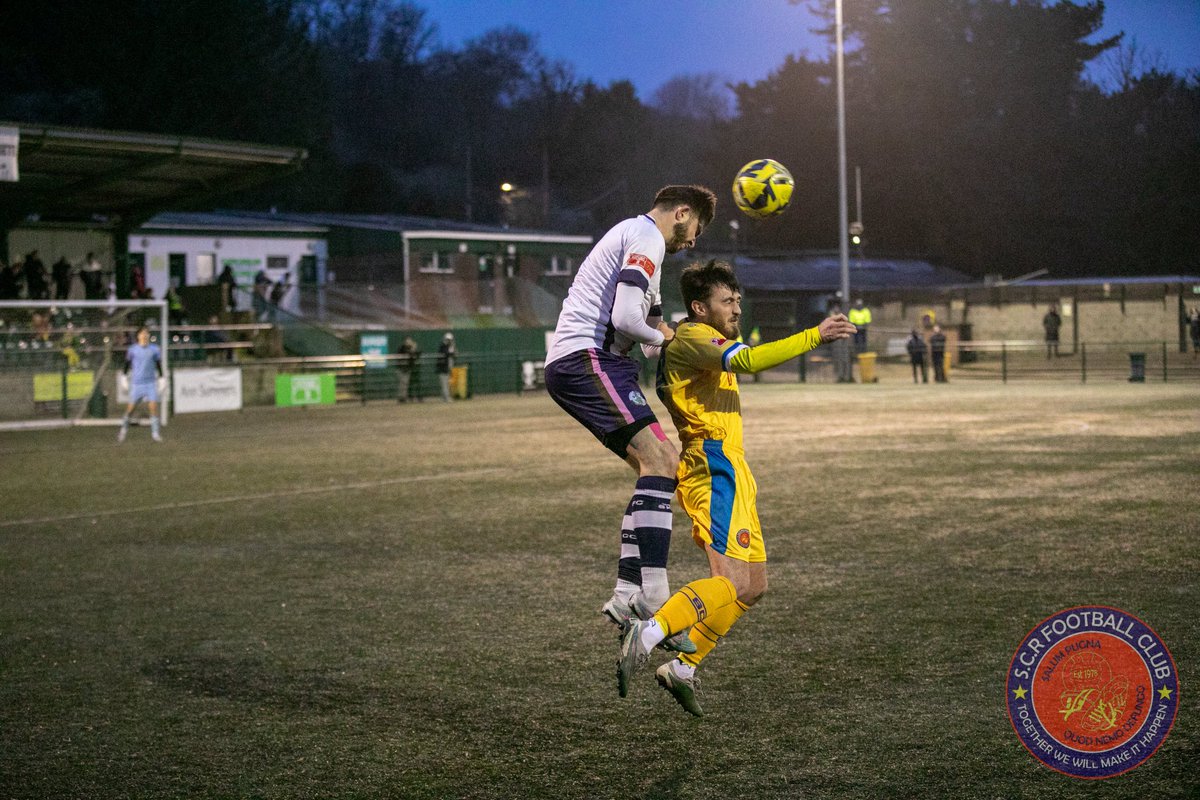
[
  {"x1": 0, "y1": 122, "x2": 306, "y2": 227},
  {"x1": 219, "y1": 209, "x2": 589, "y2": 240},
  {"x1": 712, "y1": 252, "x2": 972, "y2": 293},
  {"x1": 944, "y1": 275, "x2": 1200, "y2": 289},
  {"x1": 138, "y1": 211, "x2": 327, "y2": 236}
]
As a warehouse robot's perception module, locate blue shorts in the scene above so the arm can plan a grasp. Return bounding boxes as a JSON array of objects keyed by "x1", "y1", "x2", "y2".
[
  {"x1": 544, "y1": 348, "x2": 659, "y2": 458},
  {"x1": 130, "y1": 381, "x2": 159, "y2": 404}
]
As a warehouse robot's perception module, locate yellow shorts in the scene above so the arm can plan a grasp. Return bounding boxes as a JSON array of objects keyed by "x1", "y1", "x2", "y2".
[{"x1": 676, "y1": 440, "x2": 765, "y2": 563}]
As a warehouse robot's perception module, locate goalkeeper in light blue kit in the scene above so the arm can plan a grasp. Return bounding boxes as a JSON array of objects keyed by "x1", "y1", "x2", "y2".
[{"x1": 118, "y1": 326, "x2": 164, "y2": 443}]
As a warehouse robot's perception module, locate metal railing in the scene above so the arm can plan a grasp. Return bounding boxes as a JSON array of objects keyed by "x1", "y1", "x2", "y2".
[
  {"x1": 780, "y1": 340, "x2": 1200, "y2": 384},
  {"x1": 951, "y1": 340, "x2": 1198, "y2": 383}
]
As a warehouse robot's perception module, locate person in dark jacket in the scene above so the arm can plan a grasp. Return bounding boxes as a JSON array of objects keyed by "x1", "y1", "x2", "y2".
[
  {"x1": 396, "y1": 336, "x2": 421, "y2": 402},
  {"x1": 1043, "y1": 306, "x2": 1062, "y2": 359},
  {"x1": 217, "y1": 264, "x2": 238, "y2": 312},
  {"x1": 930, "y1": 325, "x2": 947, "y2": 383},
  {"x1": 24, "y1": 251, "x2": 49, "y2": 299},
  {"x1": 437, "y1": 332, "x2": 457, "y2": 402},
  {"x1": 52, "y1": 256, "x2": 73, "y2": 300},
  {"x1": 906, "y1": 329, "x2": 928, "y2": 384}
]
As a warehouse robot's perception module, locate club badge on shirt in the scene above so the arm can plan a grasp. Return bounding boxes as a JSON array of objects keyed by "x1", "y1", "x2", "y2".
[{"x1": 626, "y1": 253, "x2": 655, "y2": 277}]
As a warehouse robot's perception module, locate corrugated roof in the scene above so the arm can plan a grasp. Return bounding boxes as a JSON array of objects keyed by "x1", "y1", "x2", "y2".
[
  {"x1": 945, "y1": 275, "x2": 1200, "y2": 289},
  {"x1": 217, "y1": 209, "x2": 574, "y2": 237},
  {"x1": 139, "y1": 211, "x2": 327, "y2": 234},
  {"x1": 0, "y1": 122, "x2": 305, "y2": 223},
  {"x1": 717, "y1": 253, "x2": 971, "y2": 292}
]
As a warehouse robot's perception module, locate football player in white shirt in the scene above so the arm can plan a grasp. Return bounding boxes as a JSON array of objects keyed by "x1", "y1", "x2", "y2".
[{"x1": 544, "y1": 185, "x2": 716, "y2": 663}]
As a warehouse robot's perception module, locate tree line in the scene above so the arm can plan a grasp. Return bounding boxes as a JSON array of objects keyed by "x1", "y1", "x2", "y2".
[{"x1": 1, "y1": 0, "x2": 1196, "y2": 278}]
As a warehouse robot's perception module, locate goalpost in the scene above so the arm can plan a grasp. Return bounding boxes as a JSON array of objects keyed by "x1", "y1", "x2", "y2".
[{"x1": 0, "y1": 299, "x2": 169, "y2": 431}]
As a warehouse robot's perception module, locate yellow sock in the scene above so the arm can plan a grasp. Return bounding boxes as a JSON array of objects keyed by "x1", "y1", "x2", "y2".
[
  {"x1": 679, "y1": 599, "x2": 749, "y2": 668},
  {"x1": 653, "y1": 575, "x2": 738, "y2": 637}
]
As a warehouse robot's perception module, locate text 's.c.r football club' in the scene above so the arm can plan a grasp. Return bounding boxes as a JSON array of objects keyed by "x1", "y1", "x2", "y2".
[{"x1": 1006, "y1": 605, "x2": 1178, "y2": 779}]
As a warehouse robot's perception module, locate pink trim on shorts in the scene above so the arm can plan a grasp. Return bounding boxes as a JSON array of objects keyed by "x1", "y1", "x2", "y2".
[
  {"x1": 587, "y1": 349, "x2": 635, "y2": 424},
  {"x1": 649, "y1": 422, "x2": 667, "y2": 442}
]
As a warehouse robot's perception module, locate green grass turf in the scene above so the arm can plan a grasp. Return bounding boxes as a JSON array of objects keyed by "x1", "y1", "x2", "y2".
[{"x1": 1, "y1": 382, "x2": 1197, "y2": 799}]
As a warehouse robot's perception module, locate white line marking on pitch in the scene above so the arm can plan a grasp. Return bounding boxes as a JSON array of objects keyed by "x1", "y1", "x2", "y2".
[{"x1": 0, "y1": 467, "x2": 507, "y2": 529}]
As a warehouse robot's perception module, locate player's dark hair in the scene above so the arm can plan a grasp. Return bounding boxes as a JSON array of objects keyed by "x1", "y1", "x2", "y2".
[
  {"x1": 681, "y1": 259, "x2": 740, "y2": 319},
  {"x1": 653, "y1": 185, "x2": 717, "y2": 227}
]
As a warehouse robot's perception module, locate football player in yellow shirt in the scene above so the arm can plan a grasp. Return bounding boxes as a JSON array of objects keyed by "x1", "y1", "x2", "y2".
[{"x1": 616, "y1": 259, "x2": 856, "y2": 715}]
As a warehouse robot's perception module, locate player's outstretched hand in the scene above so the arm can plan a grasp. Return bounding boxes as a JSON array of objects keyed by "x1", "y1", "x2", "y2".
[
  {"x1": 818, "y1": 313, "x2": 857, "y2": 343},
  {"x1": 657, "y1": 321, "x2": 676, "y2": 343}
]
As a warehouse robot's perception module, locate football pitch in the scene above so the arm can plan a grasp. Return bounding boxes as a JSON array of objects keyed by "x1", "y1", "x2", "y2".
[{"x1": 2, "y1": 381, "x2": 1197, "y2": 799}]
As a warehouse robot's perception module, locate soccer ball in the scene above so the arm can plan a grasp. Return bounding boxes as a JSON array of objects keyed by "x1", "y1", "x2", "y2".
[{"x1": 732, "y1": 159, "x2": 794, "y2": 218}]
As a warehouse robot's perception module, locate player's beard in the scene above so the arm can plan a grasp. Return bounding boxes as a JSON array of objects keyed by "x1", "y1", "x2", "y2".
[{"x1": 665, "y1": 221, "x2": 691, "y2": 254}]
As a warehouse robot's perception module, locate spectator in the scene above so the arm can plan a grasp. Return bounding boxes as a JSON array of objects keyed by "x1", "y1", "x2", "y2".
[
  {"x1": 80, "y1": 252, "x2": 104, "y2": 299},
  {"x1": 0, "y1": 259, "x2": 19, "y2": 300},
  {"x1": 52, "y1": 256, "x2": 73, "y2": 300},
  {"x1": 1043, "y1": 305, "x2": 1062, "y2": 359},
  {"x1": 166, "y1": 284, "x2": 186, "y2": 326},
  {"x1": 252, "y1": 270, "x2": 270, "y2": 321},
  {"x1": 130, "y1": 262, "x2": 148, "y2": 299},
  {"x1": 268, "y1": 273, "x2": 290, "y2": 323},
  {"x1": 30, "y1": 310, "x2": 51, "y2": 342},
  {"x1": 437, "y1": 332, "x2": 457, "y2": 402},
  {"x1": 217, "y1": 264, "x2": 238, "y2": 312},
  {"x1": 24, "y1": 251, "x2": 49, "y2": 299},
  {"x1": 906, "y1": 329, "x2": 928, "y2": 384},
  {"x1": 930, "y1": 325, "x2": 948, "y2": 383},
  {"x1": 848, "y1": 298, "x2": 872, "y2": 353},
  {"x1": 1188, "y1": 307, "x2": 1200, "y2": 359},
  {"x1": 396, "y1": 335, "x2": 420, "y2": 402}
]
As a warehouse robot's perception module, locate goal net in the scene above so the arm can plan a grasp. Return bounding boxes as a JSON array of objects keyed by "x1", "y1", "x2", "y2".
[{"x1": 0, "y1": 299, "x2": 168, "y2": 431}]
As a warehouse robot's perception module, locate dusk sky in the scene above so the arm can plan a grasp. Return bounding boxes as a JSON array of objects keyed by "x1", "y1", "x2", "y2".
[{"x1": 416, "y1": 0, "x2": 1200, "y2": 99}]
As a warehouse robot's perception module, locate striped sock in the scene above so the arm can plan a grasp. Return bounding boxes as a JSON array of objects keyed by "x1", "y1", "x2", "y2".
[
  {"x1": 630, "y1": 475, "x2": 677, "y2": 608},
  {"x1": 614, "y1": 497, "x2": 640, "y2": 602}
]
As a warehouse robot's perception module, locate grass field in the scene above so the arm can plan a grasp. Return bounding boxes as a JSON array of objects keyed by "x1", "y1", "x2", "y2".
[{"x1": 2, "y1": 381, "x2": 1197, "y2": 799}]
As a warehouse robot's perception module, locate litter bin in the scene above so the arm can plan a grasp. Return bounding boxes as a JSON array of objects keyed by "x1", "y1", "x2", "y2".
[
  {"x1": 856, "y1": 351, "x2": 878, "y2": 383},
  {"x1": 450, "y1": 364, "x2": 470, "y2": 398},
  {"x1": 1128, "y1": 352, "x2": 1146, "y2": 383}
]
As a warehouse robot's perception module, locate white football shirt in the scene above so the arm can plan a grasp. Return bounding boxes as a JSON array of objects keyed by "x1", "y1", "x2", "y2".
[{"x1": 545, "y1": 215, "x2": 665, "y2": 365}]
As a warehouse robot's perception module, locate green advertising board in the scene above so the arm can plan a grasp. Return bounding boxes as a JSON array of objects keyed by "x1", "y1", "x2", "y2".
[{"x1": 275, "y1": 373, "x2": 336, "y2": 407}]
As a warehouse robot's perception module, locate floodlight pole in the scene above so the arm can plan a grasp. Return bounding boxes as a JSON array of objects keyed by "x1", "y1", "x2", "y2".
[{"x1": 835, "y1": 0, "x2": 851, "y2": 309}]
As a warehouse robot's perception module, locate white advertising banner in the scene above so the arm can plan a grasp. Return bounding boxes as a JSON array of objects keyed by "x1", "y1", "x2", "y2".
[
  {"x1": 172, "y1": 368, "x2": 243, "y2": 413},
  {"x1": 0, "y1": 127, "x2": 18, "y2": 182}
]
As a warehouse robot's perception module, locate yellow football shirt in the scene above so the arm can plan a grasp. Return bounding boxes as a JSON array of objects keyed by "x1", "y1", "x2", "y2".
[
  {"x1": 657, "y1": 320, "x2": 826, "y2": 449},
  {"x1": 656, "y1": 321, "x2": 748, "y2": 449}
]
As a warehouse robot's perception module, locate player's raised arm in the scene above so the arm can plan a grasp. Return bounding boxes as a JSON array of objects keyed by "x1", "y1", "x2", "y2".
[{"x1": 726, "y1": 313, "x2": 857, "y2": 375}]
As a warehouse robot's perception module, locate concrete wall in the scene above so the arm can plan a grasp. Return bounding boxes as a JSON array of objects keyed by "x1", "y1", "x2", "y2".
[{"x1": 871, "y1": 291, "x2": 1189, "y2": 347}]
